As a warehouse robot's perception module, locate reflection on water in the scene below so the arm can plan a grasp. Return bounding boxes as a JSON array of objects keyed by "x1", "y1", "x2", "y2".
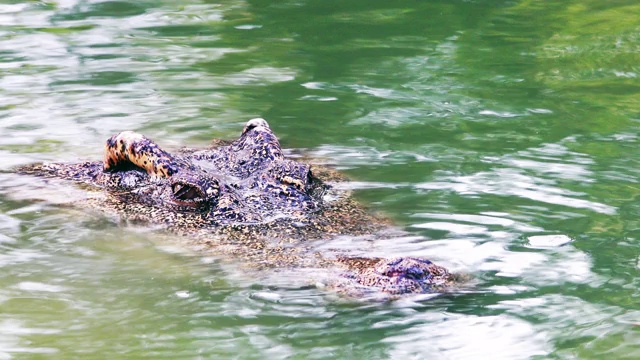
[
  {"x1": 383, "y1": 312, "x2": 550, "y2": 359},
  {"x1": 2, "y1": 0, "x2": 640, "y2": 358}
]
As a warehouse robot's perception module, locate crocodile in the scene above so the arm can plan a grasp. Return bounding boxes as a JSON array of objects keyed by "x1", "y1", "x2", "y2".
[{"x1": 17, "y1": 118, "x2": 458, "y2": 299}]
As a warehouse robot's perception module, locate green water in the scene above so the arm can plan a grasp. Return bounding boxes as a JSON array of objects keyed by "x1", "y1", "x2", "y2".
[{"x1": 2, "y1": 0, "x2": 640, "y2": 358}]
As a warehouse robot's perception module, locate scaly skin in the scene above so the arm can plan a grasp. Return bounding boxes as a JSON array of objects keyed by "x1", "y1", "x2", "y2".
[
  {"x1": 17, "y1": 118, "x2": 458, "y2": 299},
  {"x1": 334, "y1": 257, "x2": 453, "y2": 296}
]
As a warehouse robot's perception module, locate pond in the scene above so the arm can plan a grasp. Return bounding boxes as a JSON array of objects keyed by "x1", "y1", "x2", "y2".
[{"x1": 2, "y1": 0, "x2": 640, "y2": 358}]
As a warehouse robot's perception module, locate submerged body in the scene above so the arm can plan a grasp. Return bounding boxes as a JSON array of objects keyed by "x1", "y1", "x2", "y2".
[{"x1": 18, "y1": 118, "x2": 457, "y2": 299}]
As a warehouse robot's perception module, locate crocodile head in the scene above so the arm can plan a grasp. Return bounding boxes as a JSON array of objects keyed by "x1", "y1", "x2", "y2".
[{"x1": 28, "y1": 118, "x2": 323, "y2": 225}]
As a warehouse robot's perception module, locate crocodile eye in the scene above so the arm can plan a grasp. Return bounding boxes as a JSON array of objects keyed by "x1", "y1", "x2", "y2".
[
  {"x1": 171, "y1": 182, "x2": 207, "y2": 207},
  {"x1": 170, "y1": 178, "x2": 218, "y2": 208},
  {"x1": 172, "y1": 183, "x2": 203, "y2": 202}
]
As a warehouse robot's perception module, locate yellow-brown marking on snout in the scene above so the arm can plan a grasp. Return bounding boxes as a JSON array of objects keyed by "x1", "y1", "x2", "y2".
[{"x1": 104, "y1": 131, "x2": 178, "y2": 178}]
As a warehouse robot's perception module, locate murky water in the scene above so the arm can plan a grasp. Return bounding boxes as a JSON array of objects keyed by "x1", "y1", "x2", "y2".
[{"x1": 2, "y1": 1, "x2": 640, "y2": 358}]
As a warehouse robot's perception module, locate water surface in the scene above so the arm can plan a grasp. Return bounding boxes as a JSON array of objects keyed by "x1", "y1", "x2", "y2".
[{"x1": 2, "y1": 1, "x2": 640, "y2": 359}]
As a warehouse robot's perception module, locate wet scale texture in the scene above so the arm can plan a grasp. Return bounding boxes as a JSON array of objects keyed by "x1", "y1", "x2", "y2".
[{"x1": 18, "y1": 118, "x2": 456, "y2": 298}]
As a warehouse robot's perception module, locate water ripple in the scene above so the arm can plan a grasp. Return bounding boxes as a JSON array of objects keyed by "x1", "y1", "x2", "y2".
[
  {"x1": 417, "y1": 139, "x2": 616, "y2": 215},
  {"x1": 383, "y1": 312, "x2": 550, "y2": 360},
  {"x1": 417, "y1": 169, "x2": 615, "y2": 214},
  {"x1": 490, "y1": 295, "x2": 640, "y2": 358}
]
